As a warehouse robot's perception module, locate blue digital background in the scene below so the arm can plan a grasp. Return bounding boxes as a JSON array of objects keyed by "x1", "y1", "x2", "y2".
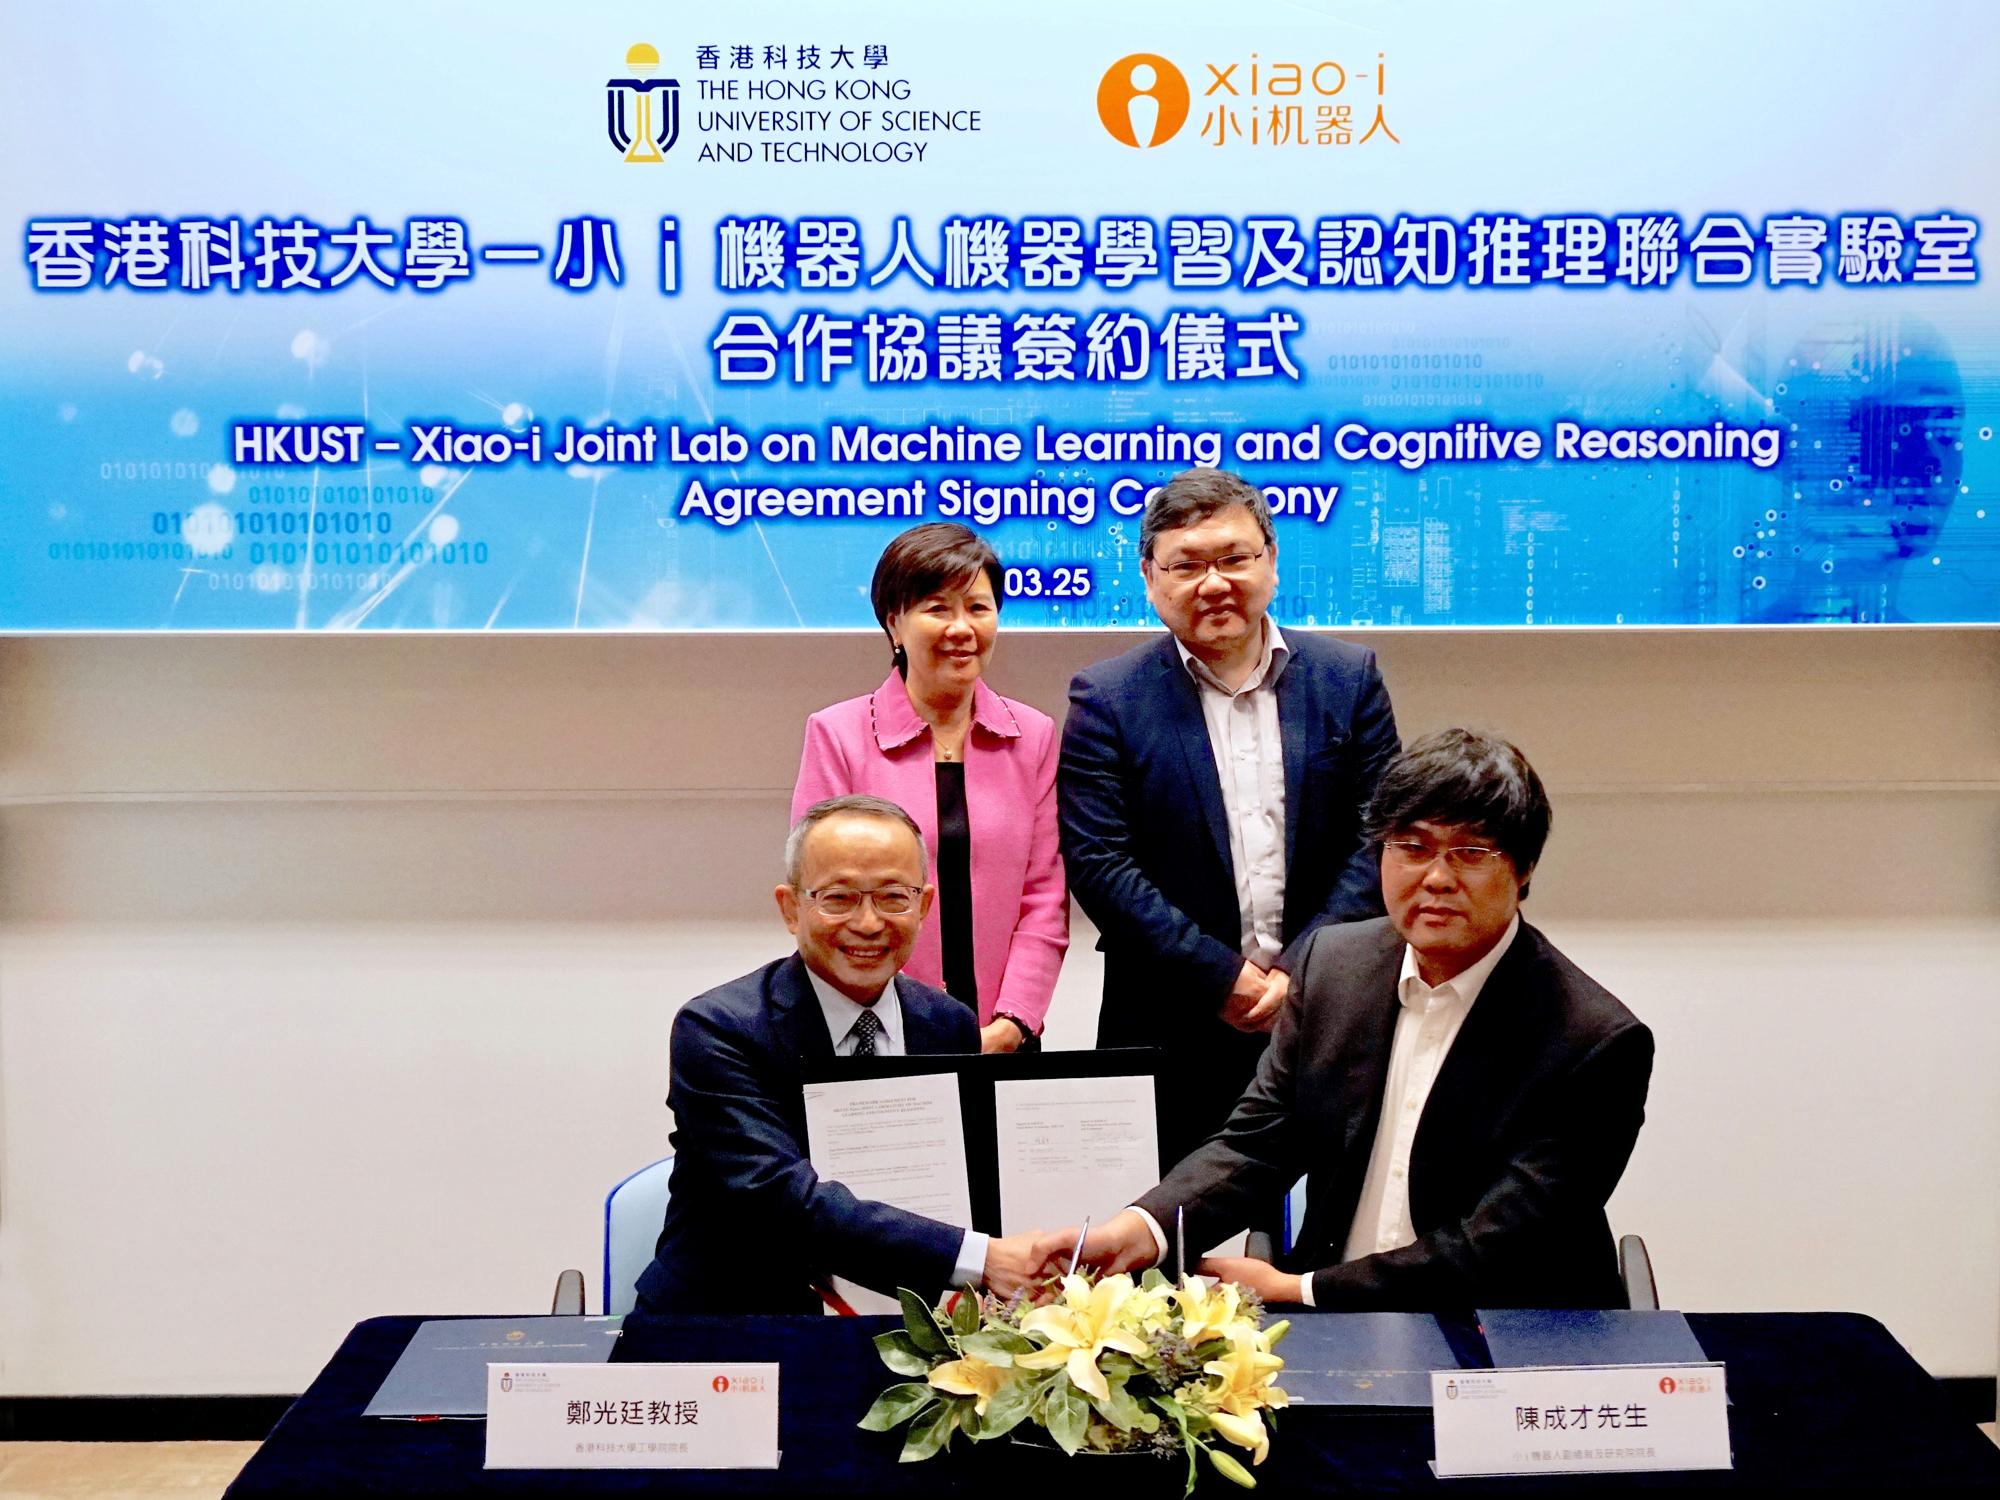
[{"x1": 2, "y1": 0, "x2": 1994, "y2": 630}]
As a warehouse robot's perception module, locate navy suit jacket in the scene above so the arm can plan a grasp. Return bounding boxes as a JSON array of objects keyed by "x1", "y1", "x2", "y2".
[
  {"x1": 632, "y1": 955, "x2": 979, "y2": 1315},
  {"x1": 1058, "y1": 630, "x2": 1399, "y2": 1155},
  {"x1": 1137, "y1": 919, "x2": 1655, "y2": 1310}
]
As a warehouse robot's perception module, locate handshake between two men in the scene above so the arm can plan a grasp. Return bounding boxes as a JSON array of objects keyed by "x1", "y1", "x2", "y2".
[
  {"x1": 634, "y1": 733, "x2": 1654, "y2": 1319},
  {"x1": 985, "y1": 1212, "x2": 1301, "y2": 1307}
]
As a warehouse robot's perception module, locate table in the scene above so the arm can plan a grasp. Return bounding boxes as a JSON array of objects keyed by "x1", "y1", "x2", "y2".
[{"x1": 224, "y1": 1312, "x2": 2000, "y2": 1495}]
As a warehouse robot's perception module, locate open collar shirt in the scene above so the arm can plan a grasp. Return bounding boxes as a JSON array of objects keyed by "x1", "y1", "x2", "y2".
[
  {"x1": 1334, "y1": 914, "x2": 1523, "y2": 1269},
  {"x1": 1174, "y1": 621, "x2": 1292, "y2": 968}
]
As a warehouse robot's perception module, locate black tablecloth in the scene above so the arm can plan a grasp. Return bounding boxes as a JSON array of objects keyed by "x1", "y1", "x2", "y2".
[{"x1": 224, "y1": 1312, "x2": 2000, "y2": 1495}]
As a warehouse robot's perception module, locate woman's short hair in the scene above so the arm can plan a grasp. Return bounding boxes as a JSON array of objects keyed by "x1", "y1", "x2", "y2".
[
  {"x1": 1366, "y1": 729, "x2": 1552, "y2": 893},
  {"x1": 1139, "y1": 468, "x2": 1276, "y2": 559},
  {"x1": 869, "y1": 523, "x2": 1005, "y2": 642}
]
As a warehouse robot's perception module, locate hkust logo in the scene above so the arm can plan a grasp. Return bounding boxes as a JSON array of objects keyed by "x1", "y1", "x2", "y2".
[{"x1": 608, "y1": 43, "x2": 680, "y2": 162}]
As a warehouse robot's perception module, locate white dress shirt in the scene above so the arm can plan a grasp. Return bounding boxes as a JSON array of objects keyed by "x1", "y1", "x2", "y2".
[
  {"x1": 1175, "y1": 621, "x2": 1291, "y2": 968},
  {"x1": 809, "y1": 968, "x2": 908, "y2": 1058},
  {"x1": 1333, "y1": 913, "x2": 1521, "y2": 1268},
  {"x1": 801, "y1": 965, "x2": 989, "y2": 1289}
]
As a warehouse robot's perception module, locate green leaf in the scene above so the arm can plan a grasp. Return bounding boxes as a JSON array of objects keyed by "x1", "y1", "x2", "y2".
[
  {"x1": 1045, "y1": 1375, "x2": 1089, "y2": 1456},
  {"x1": 959, "y1": 1328, "x2": 1033, "y2": 1365},
  {"x1": 1206, "y1": 1444, "x2": 1258, "y2": 1489},
  {"x1": 1152, "y1": 1395, "x2": 1199, "y2": 1498},
  {"x1": 1088, "y1": 1381, "x2": 1147, "y2": 1432},
  {"x1": 1098, "y1": 1351, "x2": 1142, "y2": 1382},
  {"x1": 1140, "y1": 1267, "x2": 1170, "y2": 1293},
  {"x1": 950, "y1": 1288, "x2": 980, "y2": 1337},
  {"x1": 899, "y1": 1400, "x2": 959, "y2": 1462},
  {"x1": 972, "y1": 1378, "x2": 1034, "y2": 1440},
  {"x1": 899, "y1": 1288, "x2": 951, "y2": 1356},
  {"x1": 872, "y1": 1329, "x2": 933, "y2": 1377},
  {"x1": 858, "y1": 1381, "x2": 938, "y2": 1432}
]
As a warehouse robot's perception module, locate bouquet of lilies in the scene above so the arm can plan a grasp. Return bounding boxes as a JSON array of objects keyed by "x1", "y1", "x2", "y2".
[{"x1": 860, "y1": 1271, "x2": 1290, "y2": 1493}]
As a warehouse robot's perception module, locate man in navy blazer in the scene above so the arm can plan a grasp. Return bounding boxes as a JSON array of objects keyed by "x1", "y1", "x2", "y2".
[
  {"x1": 1060, "y1": 469, "x2": 1401, "y2": 1163},
  {"x1": 633, "y1": 795, "x2": 1049, "y2": 1314}
]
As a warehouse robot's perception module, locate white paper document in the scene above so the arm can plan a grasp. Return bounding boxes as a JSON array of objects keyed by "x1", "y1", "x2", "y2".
[
  {"x1": 993, "y1": 1074, "x2": 1160, "y2": 1235},
  {"x1": 802, "y1": 1070, "x2": 972, "y2": 1315}
]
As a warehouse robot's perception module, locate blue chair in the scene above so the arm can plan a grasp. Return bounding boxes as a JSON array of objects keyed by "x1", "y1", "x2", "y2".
[
  {"x1": 1245, "y1": 1175, "x2": 1311, "y2": 1265},
  {"x1": 602, "y1": 1156, "x2": 675, "y2": 1316},
  {"x1": 1282, "y1": 1174, "x2": 1309, "y2": 1255}
]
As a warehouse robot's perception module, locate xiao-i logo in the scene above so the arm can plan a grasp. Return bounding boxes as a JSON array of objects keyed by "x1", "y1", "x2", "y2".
[
  {"x1": 608, "y1": 44, "x2": 680, "y2": 162},
  {"x1": 1097, "y1": 52, "x2": 1190, "y2": 147}
]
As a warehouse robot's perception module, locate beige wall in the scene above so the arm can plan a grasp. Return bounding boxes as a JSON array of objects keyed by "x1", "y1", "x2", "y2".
[{"x1": 1, "y1": 629, "x2": 1996, "y2": 1393}]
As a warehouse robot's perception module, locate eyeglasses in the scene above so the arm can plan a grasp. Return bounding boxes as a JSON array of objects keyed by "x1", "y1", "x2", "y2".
[
  {"x1": 1380, "y1": 838, "x2": 1505, "y2": 873},
  {"x1": 1153, "y1": 547, "x2": 1268, "y2": 585},
  {"x1": 800, "y1": 885, "x2": 923, "y2": 917}
]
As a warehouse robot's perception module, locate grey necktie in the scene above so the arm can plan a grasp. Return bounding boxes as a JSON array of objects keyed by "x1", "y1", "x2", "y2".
[{"x1": 850, "y1": 1009, "x2": 882, "y2": 1057}]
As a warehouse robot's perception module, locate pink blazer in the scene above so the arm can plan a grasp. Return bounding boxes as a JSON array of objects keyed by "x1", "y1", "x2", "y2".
[{"x1": 791, "y1": 673, "x2": 1068, "y2": 1031}]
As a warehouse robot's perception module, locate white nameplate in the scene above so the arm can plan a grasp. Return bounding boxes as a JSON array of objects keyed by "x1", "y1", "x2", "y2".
[
  {"x1": 485, "y1": 1362, "x2": 779, "y2": 1470},
  {"x1": 1431, "y1": 1364, "x2": 1729, "y2": 1478}
]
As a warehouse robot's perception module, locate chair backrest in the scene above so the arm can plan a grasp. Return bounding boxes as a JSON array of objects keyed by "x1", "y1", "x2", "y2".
[
  {"x1": 603, "y1": 1156, "x2": 674, "y2": 1316},
  {"x1": 1617, "y1": 1232, "x2": 1659, "y2": 1311}
]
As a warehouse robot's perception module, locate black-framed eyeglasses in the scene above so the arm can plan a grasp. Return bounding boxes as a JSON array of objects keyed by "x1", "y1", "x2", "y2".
[
  {"x1": 1153, "y1": 547, "x2": 1268, "y2": 584},
  {"x1": 800, "y1": 885, "x2": 923, "y2": 917}
]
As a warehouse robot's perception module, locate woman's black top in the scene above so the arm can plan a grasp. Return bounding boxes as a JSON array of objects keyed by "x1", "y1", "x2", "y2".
[{"x1": 933, "y1": 761, "x2": 978, "y2": 1014}]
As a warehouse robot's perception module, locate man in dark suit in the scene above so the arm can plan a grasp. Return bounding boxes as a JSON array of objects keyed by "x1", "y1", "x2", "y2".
[
  {"x1": 1059, "y1": 468, "x2": 1400, "y2": 1164},
  {"x1": 633, "y1": 794, "x2": 1049, "y2": 1314},
  {"x1": 1063, "y1": 730, "x2": 1654, "y2": 1310}
]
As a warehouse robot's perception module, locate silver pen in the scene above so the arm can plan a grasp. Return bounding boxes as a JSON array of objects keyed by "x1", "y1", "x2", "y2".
[
  {"x1": 1068, "y1": 1215, "x2": 1091, "y2": 1275},
  {"x1": 1176, "y1": 1205, "x2": 1186, "y2": 1282}
]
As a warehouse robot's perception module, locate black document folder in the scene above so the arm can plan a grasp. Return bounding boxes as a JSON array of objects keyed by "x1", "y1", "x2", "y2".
[{"x1": 799, "y1": 1046, "x2": 1165, "y2": 1235}]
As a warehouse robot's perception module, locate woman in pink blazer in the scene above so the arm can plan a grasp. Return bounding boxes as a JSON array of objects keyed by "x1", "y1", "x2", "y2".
[{"x1": 792, "y1": 523, "x2": 1067, "y2": 1051}]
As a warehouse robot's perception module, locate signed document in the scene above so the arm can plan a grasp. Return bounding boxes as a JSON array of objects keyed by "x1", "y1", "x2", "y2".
[
  {"x1": 802, "y1": 1071, "x2": 972, "y2": 1315},
  {"x1": 993, "y1": 1074, "x2": 1160, "y2": 1236}
]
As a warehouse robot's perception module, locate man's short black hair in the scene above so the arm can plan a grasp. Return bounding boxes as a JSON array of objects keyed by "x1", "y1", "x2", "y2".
[
  {"x1": 1139, "y1": 468, "x2": 1275, "y2": 559},
  {"x1": 1366, "y1": 728, "x2": 1552, "y2": 895}
]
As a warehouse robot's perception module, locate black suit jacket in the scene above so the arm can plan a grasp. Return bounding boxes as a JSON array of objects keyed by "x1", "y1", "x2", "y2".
[
  {"x1": 632, "y1": 955, "x2": 979, "y2": 1315},
  {"x1": 1058, "y1": 630, "x2": 1400, "y2": 1156},
  {"x1": 1136, "y1": 918, "x2": 1654, "y2": 1310}
]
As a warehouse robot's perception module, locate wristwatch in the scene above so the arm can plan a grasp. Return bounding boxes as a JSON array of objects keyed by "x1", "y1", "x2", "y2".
[{"x1": 995, "y1": 1012, "x2": 1040, "y2": 1052}]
